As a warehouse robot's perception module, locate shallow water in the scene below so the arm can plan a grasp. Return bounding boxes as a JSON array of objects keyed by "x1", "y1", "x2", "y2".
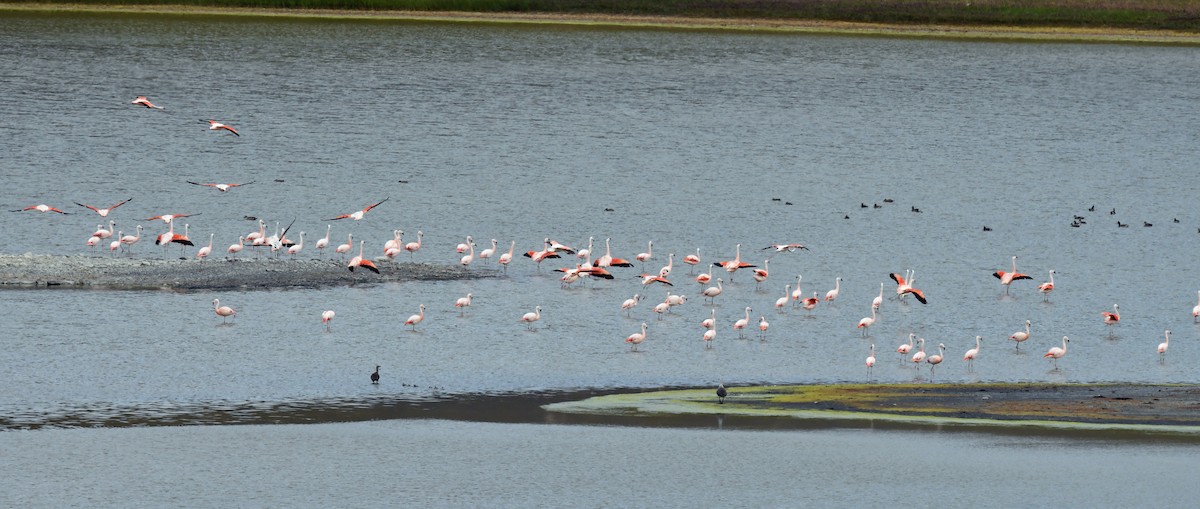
[{"x1": 1, "y1": 10, "x2": 1199, "y2": 504}]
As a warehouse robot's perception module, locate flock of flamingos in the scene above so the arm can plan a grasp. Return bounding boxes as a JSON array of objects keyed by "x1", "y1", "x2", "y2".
[{"x1": 9, "y1": 96, "x2": 1187, "y2": 385}]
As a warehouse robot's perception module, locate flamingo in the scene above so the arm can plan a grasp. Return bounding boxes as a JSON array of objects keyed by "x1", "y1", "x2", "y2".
[
  {"x1": 1044, "y1": 336, "x2": 1069, "y2": 369},
  {"x1": 212, "y1": 298, "x2": 236, "y2": 323},
  {"x1": 927, "y1": 343, "x2": 946, "y2": 376},
  {"x1": 595, "y1": 238, "x2": 633, "y2": 268},
  {"x1": 107, "y1": 233, "x2": 121, "y2": 255},
  {"x1": 315, "y1": 225, "x2": 332, "y2": 256},
  {"x1": 347, "y1": 240, "x2": 380, "y2": 274},
  {"x1": 12, "y1": 204, "x2": 68, "y2": 214},
  {"x1": 227, "y1": 236, "x2": 245, "y2": 255},
  {"x1": 897, "y1": 333, "x2": 915, "y2": 361},
  {"x1": 752, "y1": 259, "x2": 769, "y2": 290},
  {"x1": 702, "y1": 278, "x2": 724, "y2": 305},
  {"x1": 658, "y1": 252, "x2": 675, "y2": 279},
  {"x1": 993, "y1": 255, "x2": 1033, "y2": 294},
  {"x1": 404, "y1": 230, "x2": 424, "y2": 258},
  {"x1": 964, "y1": 336, "x2": 982, "y2": 370},
  {"x1": 636, "y1": 240, "x2": 653, "y2": 267},
  {"x1": 524, "y1": 240, "x2": 562, "y2": 270},
  {"x1": 639, "y1": 273, "x2": 673, "y2": 287},
  {"x1": 865, "y1": 344, "x2": 876, "y2": 377},
  {"x1": 457, "y1": 235, "x2": 475, "y2": 254},
  {"x1": 703, "y1": 327, "x2": 716, "y2": 348},
  {"x1": 455, "y1": 293, "x2": 473, "y2": 317},
  {"x1": 479, "y1": 239, "x2": 498, "y2": 263},
  {"x1": 1037, "y1": 270, "x2": 1056, "y2": 301},
  {"x1": 87, "y1": 234, "x2": 101, "y2": 252},
  {"x1": 404, "y1": 304, "x2": 426, "y2": 331},
  {"x1": 1193, "y1": 291, "x2": 1200, "y2": 322},
  {"x1": 791, "y1": 275, "x2": 804, "y2": 307},
  {"x1": 335, "y1": 233, "x2": 354, "y2": 258},
  {"x1": 131, "y1": 96, "x2": 163, "y2": 109},
  {"x1": 890, "y1": 270, "x2": 913, "y2": 300},
  {"x1": 1101, "y1": 304, "x2": 1120, "y2": 337},
  {"x1": 246, "y1": 220, "x2": 266, "y2": 244},
  {"x1": 576, "y1": 237, "x2": 594, "y2": 260},
  {"x1": 775, "y1": 284, "x2": 791, "y2": 311},
  {"x1": 328, "y1": 198, "x2": 388, "y2": 221},
  {"x1": 625, "y1": 322, "x2": 648, "y2": 351},
  {"x1": 92, "y1": 221, "x2": 116, "y2": 239},
  {"x1": 695, "y1": 264, "x2": 714, "y2": 286},
  {"x1": 187, "y1": 181, "x2": 254, "y2": 192},
  {"x1": 197, "y1": 233, "x2": 214, "y2": 260},
  {"x1": 322, "y1": 310, "x2": 336, "y2": 332},
  {"x1": 683, "y1": 248, "x2": 700, "y2": 274},
  {"x1": 911, "y1": 338, "x2": 927, "y2": 370},
  {"x1": 620, "y1": 294, "x2": 642, "y2": 316},
  {"x1": 824, "y1": 277, "x2": 842, "y2": 302},
  {"x1": 75, "y1": 199, "x2": 131, "y2": 217},
  {"x1": 891, "y1": 270, "x2": 927, "y2": 304},
  {"x1": 713, "y1": 243, "x2": 756, "y2": 280},
  {"x1": 652, "y1": 299, "x2": 671, "y2": 320},
  {"x1": 1010, "y1": 320, "x2": 1031, "y2": 349},
  {"x1": 287, "y1": 231, "x2": 305, "y2": 256},
  {"x1": 143, "y1": 213, "x2": 198, "y2": 224},
  {"x1": 1158, "y1": 330, "x2": 1171, "y2": 361},
  {"x1": 497, "y1": 240, "x2": 515, "y2": 272},
  {"x1": 546, "y1": 238, "x2": 576, "y2": 255},
  {"x1": 202, "y1": 119, "x2": 239, "y2": 136},
  {"x1": 370, "y1": 365, "x2": 380, "y2": 384},
  {"x1": 119, "y1": 225, "x2": 142, "y2": 253},
  {"x1": 801, "y1": 291, "x2": 819, "y2": 312},
  {"x1": 701, "y1": 307, "x2": 716, "y2": 329},
  {"x1": 757, "y1": 316, "x2": 769, "y2": 339},
  {"x1": 519, "y1": 306, "x2": 542, "y2": 330},
  {"x1": 871, "y1": 282, "x2": 884, "y2": 310},
  {"x1": 383, "y1": 230, "x2": 404, "y2": 259},
  {"x1": 732, "y1": 306, "x2": 751, "y2": 338},
  {"x1": 460, "y1": 241, "x2": 475, "y2": 268},
  {"x1": 856, "y1": 307, "x2": 877, "y2": 336},
  {"x1": 762, "y1": 243, "x2": 809, "y2": 257}
]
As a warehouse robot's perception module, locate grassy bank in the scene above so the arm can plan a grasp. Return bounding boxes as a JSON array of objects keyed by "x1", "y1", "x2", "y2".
[{"x1": 8, "y1": 0, "x2": 1200, "y2": 32}]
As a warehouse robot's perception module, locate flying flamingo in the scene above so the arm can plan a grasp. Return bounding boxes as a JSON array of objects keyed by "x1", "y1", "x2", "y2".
[
  {"x1": 775, "y1": 284, "x2": 791, "y2": 311},
  {"x1": 545, "y1": 238, "x2": 576, "y2": 255},
  {"x1": 964, "y1": 335, "x2": 982, "y2": 370},
  {"x1": 865, "y1": 344, "x2": 876, "y2": 377},
  {"x1": 403, "y1": 304, "x2": 426, "y2": 331},
  {"x1": 702, "y1": 278, "x2": 724, "y2": 305},
  {"x1": 322, "y1": 310, "x2": 335, "y2": 332},
  {"x1": 927, "y1": 343, "x2": 946, "y2": 377},
  {"x1": 1010, "y1": 320, "x2": 1031, "y2": 349},
  {"x1": 713, "y1": 244, "x2": 756, "y2": 281},
  {"x1": 119, "y1": 225, "x2": 142, "y2": 253},
  {"x1": 287, "y1": 232, "x2": 305, "y2": 256},
  {"x1": 203, "y1": 119, "x2": 240, "y2": 136},
  {"x1": 621, "y1": 294, "x2": 642, "y2": 316},
  {"x1": 497, "y1": 240, "x2": 515, "y2": 272},
  {"x1": 404, "y1": 230, "x2": 424, "y2": 258},
  {"x1": 911, "y1": 338, "x2": 927, "y2": 371},
  {"x1": 757, "y1": 316, "x2": 769, "y2": 339},
  {"x1": 74, "y1": 198, "x2": 131, "y2": 217},
  {"x1": 196, "y1": 233, "x2": 214, "y2": 260},
  {"x1": 519, "y1": 306, "x2": 542, "y2": 330},
  {"x1": 1044, "y1": 336, "x2": 1069, "y2": 369},
  {"x1": 1101, "y1": 304, "x2": 1120, "y2": 337},
  {"x1": 227, "y1": 236, "x2": 245, "y2": 256},
  {"x1": 143, "y1": 213, "x2": 198, "y2": 224},
  {"x1": 752, "y1": 260, "x2": 769, "y2": 290},
  {"x1": 732, "y1": 306, "x2": 751, "y2": 338},
  {"x1": 856, "y1": 307, "x2": 877, "y2": 336},
  {"x1": 348, "y1": 240, "x2": 380, "y2": 274},
  {"x1": 454, "y1": 293, "x2": 473, "y2": 317},
  {"x1": 328, "y1": 198, "x2": 388, "y2": 221},
  {"x1": 212, "y1": 298, "x2": 236, "y2": 323},
  {"x1": 897, "y1": 333, "x2": 915, "y2": 362},
  {"x1": 639, "y1": 273, "x2": 672, "y2": 287},
  {"x1": 186, "y1": 181, "x2": 254, "y2": 192},
  {"x1": 1037, "y1": 270, "x2": 1056, "y2": 301},
  {"x1": 131, "y1": 96, "x2": 164, "y2": 109},
  {"x1": 993, "y1": 255, "x2": 1033, "y2": 294},
  {"x1": 683, "y1": 248, "x2": 701, "y2": 274},
  {"x1": 762, "y1": 243, "x2": 809, "y2": 257},
  {"x1": 456, "y1": 235, "x2": 475, "y2": 254},
  {"x1": 625, "y1": 322, "x2": 648, "y2": 351},
  {"x1": 1158, "y1": 330, "x2": 1170, "y2": 361},
  {"x1": 11, "y1": 204, "x2": 68, "y2": 214},
  {"x1": 315, "y1": 225, "x2": 332, "y2": 256},
  {"x1": 825, "y1": 278, "x2": 844, "y2": 302},
  {"x1": 479, "y1": 239, "x2": 498, "y2": 263},
  {"x1": 335, "y1": 233, "x2": 354, "y2": 258},
  {"x1": 871, "y1": 282, "x2": 884, "y2": 310},
  {"x1": 636, "y1": 240, "x2": 653, "y2": 267}
]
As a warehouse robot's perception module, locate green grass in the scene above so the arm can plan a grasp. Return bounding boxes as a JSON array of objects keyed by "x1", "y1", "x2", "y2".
[{"x1": 8, "y1": 0, "x2": 1200, "y2": 31}]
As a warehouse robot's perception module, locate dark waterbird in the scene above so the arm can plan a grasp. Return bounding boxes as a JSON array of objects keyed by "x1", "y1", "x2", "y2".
[
  {"x1": 371, "y1": 365, "x2": 380, "y2": 384},
  {"x1": 716, "y1": 384, "x2": 727, "y2": 404}
]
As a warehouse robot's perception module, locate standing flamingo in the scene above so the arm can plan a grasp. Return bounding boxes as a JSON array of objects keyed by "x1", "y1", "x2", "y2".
[
  {"x1": 1010, "y1": 320, "x2": 1031, "y2": 349},
  {"x1": 196, "y1": 233, "x2": 214, "y2": 260},
  {"x1": 1044, "y1": 336, "x2": 1069, "y2": 369},
  {"x1": 625, "y1": 322, "x2": 648, "y2": 351},
  {"x1": 824, "y1": 277, "x2": 842, "y2": 303},
  {"x1": 212, "y1": 298, "x2": 236, "y2": 323},
  {"x1": 1193, "y1": 291, "x2": 1200, "y2": 322},
  {"x1": 1101, "y1": 304, "x2": 1120, "y2": 337},
  {"x1": 621, "y1": 294, "x2": 642, "y2": 316},
  {"x1": 695, "y1": 264, "x2": 714, "y2": 286},
  {"x1": 927, "y1": 343, "x2": 946, "y2": 377},
  {"x1": 911, "y1": 338, "x2": 927, "y2": 371},
  {"x1": 752, "y1": 260, "x2": 769, "y2": 290},
  {"x1": 335, "y1": 233, "x2": 354, "y2": 259},
  {"x1": 713, "y1": 244, "x2": 756, "y2": 281},
  {"x1": 801, "y1": 291, "x2": 820, "y2": 313},
  {"x1": 497, "y1": 240, "x2": 515, "y2": 272},
  {"x1": 702, "y1": 278, "x2": 724, "y2": 305},
  {"x1": 856, "y1": 307, "x2": 877, "y2": 336},
  {"x1": 636, "y1": 240, "x2": 653, "y2": 268},
  {"x1": 404, "y1": 230, "x2": 424, "y2": 258},
  {"x1": 594, "y1": 238, "x2": 633, "y2": 268},
  {"x1": 657, "y1": 252, "x2": 675, "y2": 279},
  {"x1": 519, "y1": 306, "x2": 542, "y2": 330},
  {"x1": 456, "y1": 235, "x2": 475, "y2": 254},
  {"x1": 119, "y1": 225, "x2": 143, "y2": 253},
  {"x1": 775, "y1": 284, "x2": 791, "y2": 311},
  {"x1": 455, "y1": 293, "x2": 473, "y2": 317},
  {"x1": 871, "y1": 282, "x2": 884, "y2": 310},
  {"x1": 732, "y1": 306, "x2": 751, "y2": 338},
  {"x1": 791, "y1": 275, "x2": 804, "y2": 307},
  {"x1": 683, "y1": 248, "x2": 700, "y2": 274},
  {"x1": 227, "y1": 236, "x2": 245, "y2": 256},
  {"x1": 993, "y1": 255, "x2": 1032, "y2": 294},
  {"x1": 576, "y1": 237, "x2": 594, "y2": 260},
  {"x1": 865, "y1": 344, "x2": 876, "y2": 377},
  {"x1": 321, "y1": 310, "x2": 335, "y2": 332},
  {"x1": 897, "y1": 333, "x2": 915, "y2": 362},
  {"x1": 460, "y1": 241, "x2": 476, "y2": 268},
  {"x1": 964, "y1": 336, "x2": 982, "y2": 370},
  {"x1": 1037, "y1": 270, "x2": 1056, "y2": 301},
  {"x1": 1158, "y1": 330, "x2": 1170, "y2": 362},
  {"x1": 701, "y1": 307, "x2": 716, "y2": 330},
  {"x1": 108, "y1": 232, "x2": 122, "y2": 255},
  {"x1": 757, "y1": 316, "x2": 769, "y2": 340},
  {"x1": 287, "y1": 231, "x2": 305, "y2": 257},
  {"x1": 703, "y1": 327, "x2": 716, "y2": 348},
  {"x1": 347, "y1": 240, "x2": 380, "y2": 274},
  {"x1": 479, "y1": 239, "x2": 498, "y2": 263},
  {"x1": 404, "y1": 304, "x2": 426, "y2": 331},
  {"x1": 315, "y1": 225, "x2": 332, "y2": 256}
]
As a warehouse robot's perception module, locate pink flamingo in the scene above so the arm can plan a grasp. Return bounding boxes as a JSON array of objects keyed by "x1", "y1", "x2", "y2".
[
  {"x1": 519, "y1": 306, "x2": 542, "y2": 330},
  {"x1": 911, "y1": 338, "x2": 927, "y2": 370},
  {"x1": 871, "y1": 282, "x2": 884, "y2": 310},
  {"x1": 897, "y1": 333, "x2": 915, "y2": 362},
  {"x1": 213, "y1": 298, "x2": 236, "y2": 323},
  {"x1": 801, "y1": 291, "x2": 819, "y2": 312},
  {"x1": 227, "y1": 236, "x2": 245, "y2": 256},
  {"x1": 695, "y1": 264, "x2": 714, "y2": 286},
  {"x1": 287, "y1": 231, "x2": 305, "y2": 257},
  {"x1": 75, "y1": 198, "x2": 131, "y2": 217},
  {"x1": 12, "y1": 204, "x2": 69, "y2": 214},
  {"x1": 620, "y1": 293, "x2": 642, "y2": 316},
  {"x1": 1101, "y1": 304, "x2": 1120, "y2": 337},
  {"x1": 963, "y1": 335, "x2": 982, "y2": 370},
  {"x1": 348, "y1": 240, "x2": 380, "y2": 274},
  {"x1": 683, "y1": 248, "x2": 700, "y2": 274},
  {"x1": 315, "y1": 225, "x2": 332, "y2": 256},
  {"x1": 757, "y1": 315, "x2": 769, "y2": 339},
  {"x1": 335, "y1": 233, "x2": 354, "y2": 259},
  {"x1": 866, "y1": 344, "x2": 876, "y2": 377},
  {"x1": 131, "y1": 96, "x2": 163, "y2": 109},
  {"x1": 702, "y1": 278, "x2": 724, "y2": 305},
  {"x1": 713, "y1": 243, "x2": 756, "y2": 281},
  {"x1": 993, "y1": 255, "x2": 1033, "y2": 294},
  {"x1": 856, "y1": 307, "x2": 877, "y2": 336},
  {"x1": 479, "y1": 239, "x2": 498, "y2": 263},
  {"x1": 927, "y1": 343, "x2": 946, "y2": 376},
  {"x1": 203, "y1": 119, "x2": 240, "y2": 136},
  {"x1": 119, "y1": 225, "x2": 142, "y2": 253},
  {"x1": 752, "y1": 259, "x2": 769, "y2": 290},
  {"x1": 456, "y1": 235, "x2": 475, "y2": 254},
  {"x1": 404, "y1": 304, "x2": 426, "y2": 331},
  {"x1": 197, "y1": 233, "x2": 214, "y2": 260},
  {"x1": 1158, "y1": 330, "x2": 1170, "y2": 361},
  {"x1": 775, "y1": 284, "x2": 791, "y2": 311},
  {"x1": 497, "y1": 240, "x2": 515, "y2": 272},
  {"x1": 186, "y1": 181, "x2": 254, "y2": 192},
  {"x1": 1037, "y1": 270, "x2": 1056, "y2": 301},
  {"x1": 328, "y1": 198, "x2": 388, "y2": 221},
  {"x1": 824, "y1": 277, "x2": 842, "y2": 302},
  {"x1": 625, "y1": 322, "x2": 648, "y2": 351},
  {"x1": 404, "y1": 230, "x2": 424, "y2": 258},
  {"x1": 1193, "y1": 291, "x2": 1200, "y2": 322},
  {"x1": 460, "y1": 240, "x2": 475, "y2": 268},
  {"x1": 322, "y1": 310, "x2": 335, "y2": 332},
  {"x1": 455, "y1": 293, "x2": 473, "y2": 317},
  {"x1": 594, "y1": 238, "x2": 633, "y2": 268},
  {"x1": 1044, "y1": 336, "x2": 1069, "y2": 369},
  {"x1": 636, "y1": 240, "x2": 653, "y2": 267},
  {"x1": 732, "y1": 306, "x2": 751, "y2": 338},
  {"x1": 701, "y1": 307, "x2": 716, "y2": 329},
  {"x1": 1009, "y1": 320, "x2": 1031, "y2": 349}
]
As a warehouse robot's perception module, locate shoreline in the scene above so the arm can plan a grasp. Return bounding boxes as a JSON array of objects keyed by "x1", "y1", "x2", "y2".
[{"x1": 4, "y1": 3, "x2": 1200, "y2": 44}]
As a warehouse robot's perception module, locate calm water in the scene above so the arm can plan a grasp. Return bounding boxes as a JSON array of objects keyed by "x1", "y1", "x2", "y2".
[{"x1": 2, "y1": 10, "x2": 1200, "y2": 505}]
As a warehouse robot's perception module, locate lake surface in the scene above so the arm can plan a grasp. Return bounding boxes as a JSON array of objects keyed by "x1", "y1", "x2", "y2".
[{"x1": 2, "y1": 10, "x2": 1199, "y2": 505}]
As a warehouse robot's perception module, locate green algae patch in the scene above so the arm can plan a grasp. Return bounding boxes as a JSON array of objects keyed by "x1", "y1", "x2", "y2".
[{"x1": 543, "y1": 383, "x2": 1200, "y2": 435}]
